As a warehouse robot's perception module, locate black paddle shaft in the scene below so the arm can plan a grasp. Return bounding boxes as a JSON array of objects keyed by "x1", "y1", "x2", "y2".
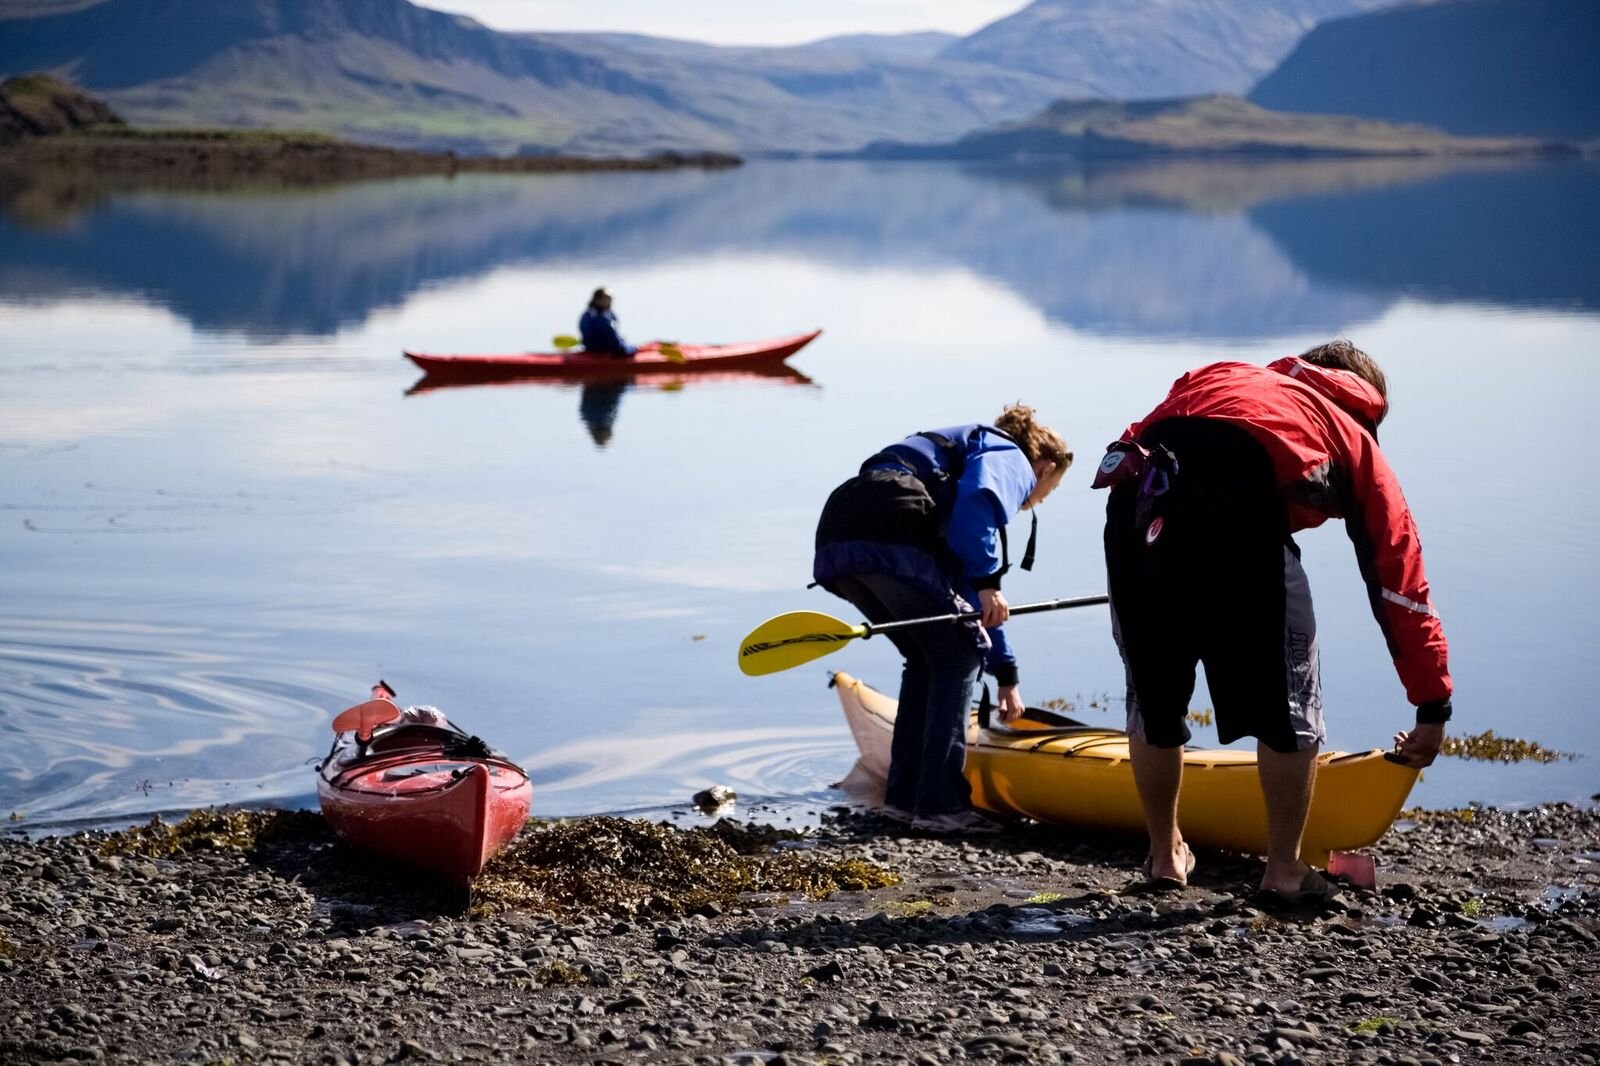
[{"x1": 861, "y1": 594, "x2": 1110, "y2": 638}]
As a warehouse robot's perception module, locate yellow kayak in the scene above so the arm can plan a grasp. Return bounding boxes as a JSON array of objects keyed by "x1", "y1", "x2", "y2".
[{"x1": 832, "y1": 671, "x2": 1420, "y2": 866}]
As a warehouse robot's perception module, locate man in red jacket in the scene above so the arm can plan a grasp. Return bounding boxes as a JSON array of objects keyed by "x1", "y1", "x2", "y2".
[{"x1": 1097, "y1": 341, "x2": 1451, "y2": 903}]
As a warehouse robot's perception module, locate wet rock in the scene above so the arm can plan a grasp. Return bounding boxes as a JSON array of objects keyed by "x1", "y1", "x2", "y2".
[{"x1": 693, "y1": 786, "x2": 737, "y2": 811}]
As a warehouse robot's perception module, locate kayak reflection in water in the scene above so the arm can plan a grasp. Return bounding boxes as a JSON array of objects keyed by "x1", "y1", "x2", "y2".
[
  {"x1": 812, "y1": 404, "x2": 1072, "y2": 835},
  {"x1": 578, "y1": 381, "x2": 627, "y2": 447},
  {"x1": 578, "y1": 287, "x2": 635, "y2": 358}
]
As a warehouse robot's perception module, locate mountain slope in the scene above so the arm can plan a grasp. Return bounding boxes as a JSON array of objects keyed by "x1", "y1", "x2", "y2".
[
  {"x1": 791, "y1": 32, "x2": 958, "y2": 61},
  {"x1": 0, "y1": 71, "x2": 121, "y2": 142},
  {"x1": 1250, "y1": 0, "x2": 1600, "y2": 138},
  {"x1": 0, "y1": 0, "x2": 1088, "y2": 154},
  {"x1": 853, "y1": 95, "x2": 1551, "y2": 161},
  {"x1": 942, "y1": 0, "x2": 1395, "y2": 98}
]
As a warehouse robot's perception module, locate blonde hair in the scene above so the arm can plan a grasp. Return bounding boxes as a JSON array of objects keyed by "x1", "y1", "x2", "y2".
[{"x1": 994, "y1": 402, "x2": 1072, "y2": 469}]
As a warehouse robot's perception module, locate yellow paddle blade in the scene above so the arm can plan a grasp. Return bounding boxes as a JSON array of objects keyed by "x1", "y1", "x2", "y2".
[
  {"x1": 658, "y1": 342, "x2": 685, "y2": 364},
  {"x1": 552, "y1": 334, "x2": 581, "y2": 350},
  {"x1": 737, "y1": 610, "x2": 867, "y2": 676}
]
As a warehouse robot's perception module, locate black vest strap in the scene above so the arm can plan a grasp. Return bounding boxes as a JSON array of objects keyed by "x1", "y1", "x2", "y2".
[
  {"x1": 914, "y1": 426, "x2": 1039, "y2": 575},
  {"x1": 992, "y1": 510, "x2": 1037, "y2": 577},
  {"x1": 915, "y1": 430, "x2": 966, "y2": 481}
]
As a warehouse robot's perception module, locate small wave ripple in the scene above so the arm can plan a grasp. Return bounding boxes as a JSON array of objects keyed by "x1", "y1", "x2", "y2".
[
  {"x1": 519, "y1": 725, "x2": 857, "y2": 818},
  {"x1": 0, "y1": 617, "x2": 356, "y2": 827}
]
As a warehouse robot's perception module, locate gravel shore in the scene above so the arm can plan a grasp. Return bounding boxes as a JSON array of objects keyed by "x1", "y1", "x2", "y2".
[{"x1": 3, "y1": 802, "x2": 1597, "y2": 1065}]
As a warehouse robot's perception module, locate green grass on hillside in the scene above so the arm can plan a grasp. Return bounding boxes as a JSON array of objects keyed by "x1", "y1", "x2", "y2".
[
  {"x1": 67, "y1": 125, "x2": 338, "y2": 144},
  {"x1": 110, "y1": 77, "x2": 576, "y2": 153},
  {"x1": 1, "y1": 73, "x2": 70, "y2": 100}
]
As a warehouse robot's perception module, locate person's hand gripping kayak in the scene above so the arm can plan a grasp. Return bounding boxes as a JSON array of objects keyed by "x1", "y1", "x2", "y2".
[{"x1": 977, "y1": 588, "x2": 1024, "y2": 724}]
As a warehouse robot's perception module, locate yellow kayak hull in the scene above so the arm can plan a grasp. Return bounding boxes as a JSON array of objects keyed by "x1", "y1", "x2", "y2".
[{"x1": 833, "y1": 671, "x2": 1419, "y2": 866}]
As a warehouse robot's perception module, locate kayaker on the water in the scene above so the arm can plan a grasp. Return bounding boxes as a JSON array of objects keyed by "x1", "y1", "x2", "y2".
[
  {"x1": 1094, "y1": 341, "x2": 1451, "y2": 905},
  {"x1": 579, "y1": 287, "x2": 634, "y2": 358},
  {"x1": 813, "y1": 404, "x2": 1072, "y2": 834}
]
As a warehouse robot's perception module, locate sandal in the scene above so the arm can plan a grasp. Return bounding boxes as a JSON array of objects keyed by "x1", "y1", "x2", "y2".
[
  {"x1": 1252, "y1": 869, "x2": 1339, "y2": 911},
  {"x1": 1139, "y1": 842, "x2": 1196, "y2": 891}
]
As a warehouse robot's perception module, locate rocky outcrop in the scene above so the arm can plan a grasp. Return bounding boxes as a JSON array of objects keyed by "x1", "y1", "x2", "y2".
[
  {"x1": 1250, "y1": 0, "x2": 1600, "y2": 139},
  {"x1": 0, "y1": 73, "x2": 122, "y2": 145}
]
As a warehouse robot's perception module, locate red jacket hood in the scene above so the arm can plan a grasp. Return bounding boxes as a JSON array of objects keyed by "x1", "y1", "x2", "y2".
[{"x1": 1269, "y1": 356, "x2": 1386, "y2": 431}]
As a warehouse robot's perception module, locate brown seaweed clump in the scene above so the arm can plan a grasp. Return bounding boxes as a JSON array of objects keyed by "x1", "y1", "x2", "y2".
[
  {"x1": 472, "y1": 816, "x2": 898, "y2": 918},
  {"x1": 1400, "y1": 807, "x2": 1480, "y2": 825},
  {"x1": 534, "y1": 961, "x2": 590, "y2": 986},
  {"x1": 0, "y1": 928, "x2": 16, "y2": 959},
  {"x1": 99, "y1": 808, "x2": 328, "y2": 858},
  {"x1": 1441, "y1": 730, "x2": 1577, "y2": 764}
]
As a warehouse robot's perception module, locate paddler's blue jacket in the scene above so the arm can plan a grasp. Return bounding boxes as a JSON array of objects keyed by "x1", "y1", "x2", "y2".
[
  {"x1": 814, "y1": 424, "x2": 1038, "y2": 685},
  {"x1": 579, "y1": 308, "x2": 632, "y2": 357}
]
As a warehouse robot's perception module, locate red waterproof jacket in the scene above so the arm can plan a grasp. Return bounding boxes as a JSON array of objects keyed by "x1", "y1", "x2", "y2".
[{"x1": 1123, "y1": 357, "x2": 1452, "y2": 715}]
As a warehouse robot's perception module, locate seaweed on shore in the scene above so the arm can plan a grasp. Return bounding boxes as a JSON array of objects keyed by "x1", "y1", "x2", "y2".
[
  {"x1": 99, "y1": 808, "x2": 328, "y2": 858},
  {"x1": 1440, "y1": 729, "x2": 1577, "y2": 764},
  {"x1": 92, "y1": 808, "x2": 895, "y2": 920},
  {"x1": 1400, "y1": 807, "x2": 1481, "y2": 825},
  {"x1": 471, "y1": 815, "x2": 898, "y2": 918},
  {"x1": 533, "y1": 960, "x2": 590, "y2": 986}
]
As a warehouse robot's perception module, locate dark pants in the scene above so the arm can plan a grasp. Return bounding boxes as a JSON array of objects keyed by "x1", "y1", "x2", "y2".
[
  {"x1": 1104, "y1": 417, "x2": 1320, "y2": 755},
  {"x1": 828, "y1": 572, "x2": 981, "y2": 815}
]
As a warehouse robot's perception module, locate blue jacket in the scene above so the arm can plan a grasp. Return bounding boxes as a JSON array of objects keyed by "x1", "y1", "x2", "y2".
[
  {"x1": 579, "y1": 308, "x2": 632, "y2": 357},
  {"x1": 815, "y1": 424, "x2": 1038, "y2": 683}
]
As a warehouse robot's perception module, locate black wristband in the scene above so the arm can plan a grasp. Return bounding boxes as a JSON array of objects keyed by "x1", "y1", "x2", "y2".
[
  {"x1": 970, "y1": 572, "x2": 1002, "y2": 591},
  {"x1": 990, "y1": 662, "x2": 1018, "y2": 688},
  {"x1": 1415, "y1": 698, "x2": 1453, "y2": 724}
]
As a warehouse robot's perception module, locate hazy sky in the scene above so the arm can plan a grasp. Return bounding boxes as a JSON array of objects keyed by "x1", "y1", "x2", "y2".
[{"x1": 422, "y1": 0, "x2": 1028, "y2": 45}]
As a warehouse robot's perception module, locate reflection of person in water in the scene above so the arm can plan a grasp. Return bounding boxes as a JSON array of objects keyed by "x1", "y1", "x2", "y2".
[
  {"x1": 578, "y1": 381, "x2": 627, "y2": 446},
  {"x1": 578, "y1": 287, "x2": 634, "y2": 358}
]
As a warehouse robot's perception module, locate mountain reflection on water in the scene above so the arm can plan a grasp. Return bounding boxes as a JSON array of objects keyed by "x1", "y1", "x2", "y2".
[{"x1": 1, "y1": 158, "x2": 1594, "y2": 340}]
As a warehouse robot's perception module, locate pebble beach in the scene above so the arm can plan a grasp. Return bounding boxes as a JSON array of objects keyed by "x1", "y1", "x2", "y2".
[{"x1": 3, "y1": 801, "x2": 1597, "y2": 1065}]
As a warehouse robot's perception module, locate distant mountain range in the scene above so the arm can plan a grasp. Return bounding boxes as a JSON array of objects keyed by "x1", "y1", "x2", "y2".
[
  {"x1": 943, "y1": 0, "x2": 1391, "y2": 97},
  {"x1": 1250, "y1": 0, "x2": 1600, "y2": 139},
  {"x1": 0, "y1": 0, "x2": 1393, "y2": 154}
]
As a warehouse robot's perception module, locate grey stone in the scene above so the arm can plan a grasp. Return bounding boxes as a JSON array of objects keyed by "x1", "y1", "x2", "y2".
[{"x1": 605, "y1": 994, "x2": 648, "y2": 1013}]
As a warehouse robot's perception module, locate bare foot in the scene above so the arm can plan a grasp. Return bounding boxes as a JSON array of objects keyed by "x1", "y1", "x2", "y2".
[
  {"x1": 1145, "y1": 840, "x2": 1195, "y2": 885},
  {"x1": 1259, "y1": 859, "x2": 1313, "y2": 896}
]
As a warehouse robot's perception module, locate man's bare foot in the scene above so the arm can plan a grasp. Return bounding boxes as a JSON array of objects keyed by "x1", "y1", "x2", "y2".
[
  {"x1": 1260, "y1": 858, "x2": 1314, "y2": 896},
  {"x1": 1143, "y1": 840, "x2": 1195, "y2": 887}
]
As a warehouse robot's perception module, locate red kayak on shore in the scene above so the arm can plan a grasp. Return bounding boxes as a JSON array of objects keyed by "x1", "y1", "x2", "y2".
[
  {"x1": 403, "y1": 329, "x2": 821, "y2": 382},
  {"x1": 316, "y1": 687, "x2": 531, "y2": 885}
]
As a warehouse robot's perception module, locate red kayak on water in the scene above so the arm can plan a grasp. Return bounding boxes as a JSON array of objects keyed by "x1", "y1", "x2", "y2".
[
  {"x1": 316, "y1": 684, "x2": 531, "y2": 885},
  {"x1": 402, "y1": 329, "x2": 822, "y2": 382},
  {"x1": 406, "y1": 363, "x2": 814, "y2": 397}
]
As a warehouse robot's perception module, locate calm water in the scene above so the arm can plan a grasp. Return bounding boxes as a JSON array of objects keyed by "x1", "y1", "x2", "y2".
[{"x1": 2, "y1": 158, "x2": 1597, "y2": 832}]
